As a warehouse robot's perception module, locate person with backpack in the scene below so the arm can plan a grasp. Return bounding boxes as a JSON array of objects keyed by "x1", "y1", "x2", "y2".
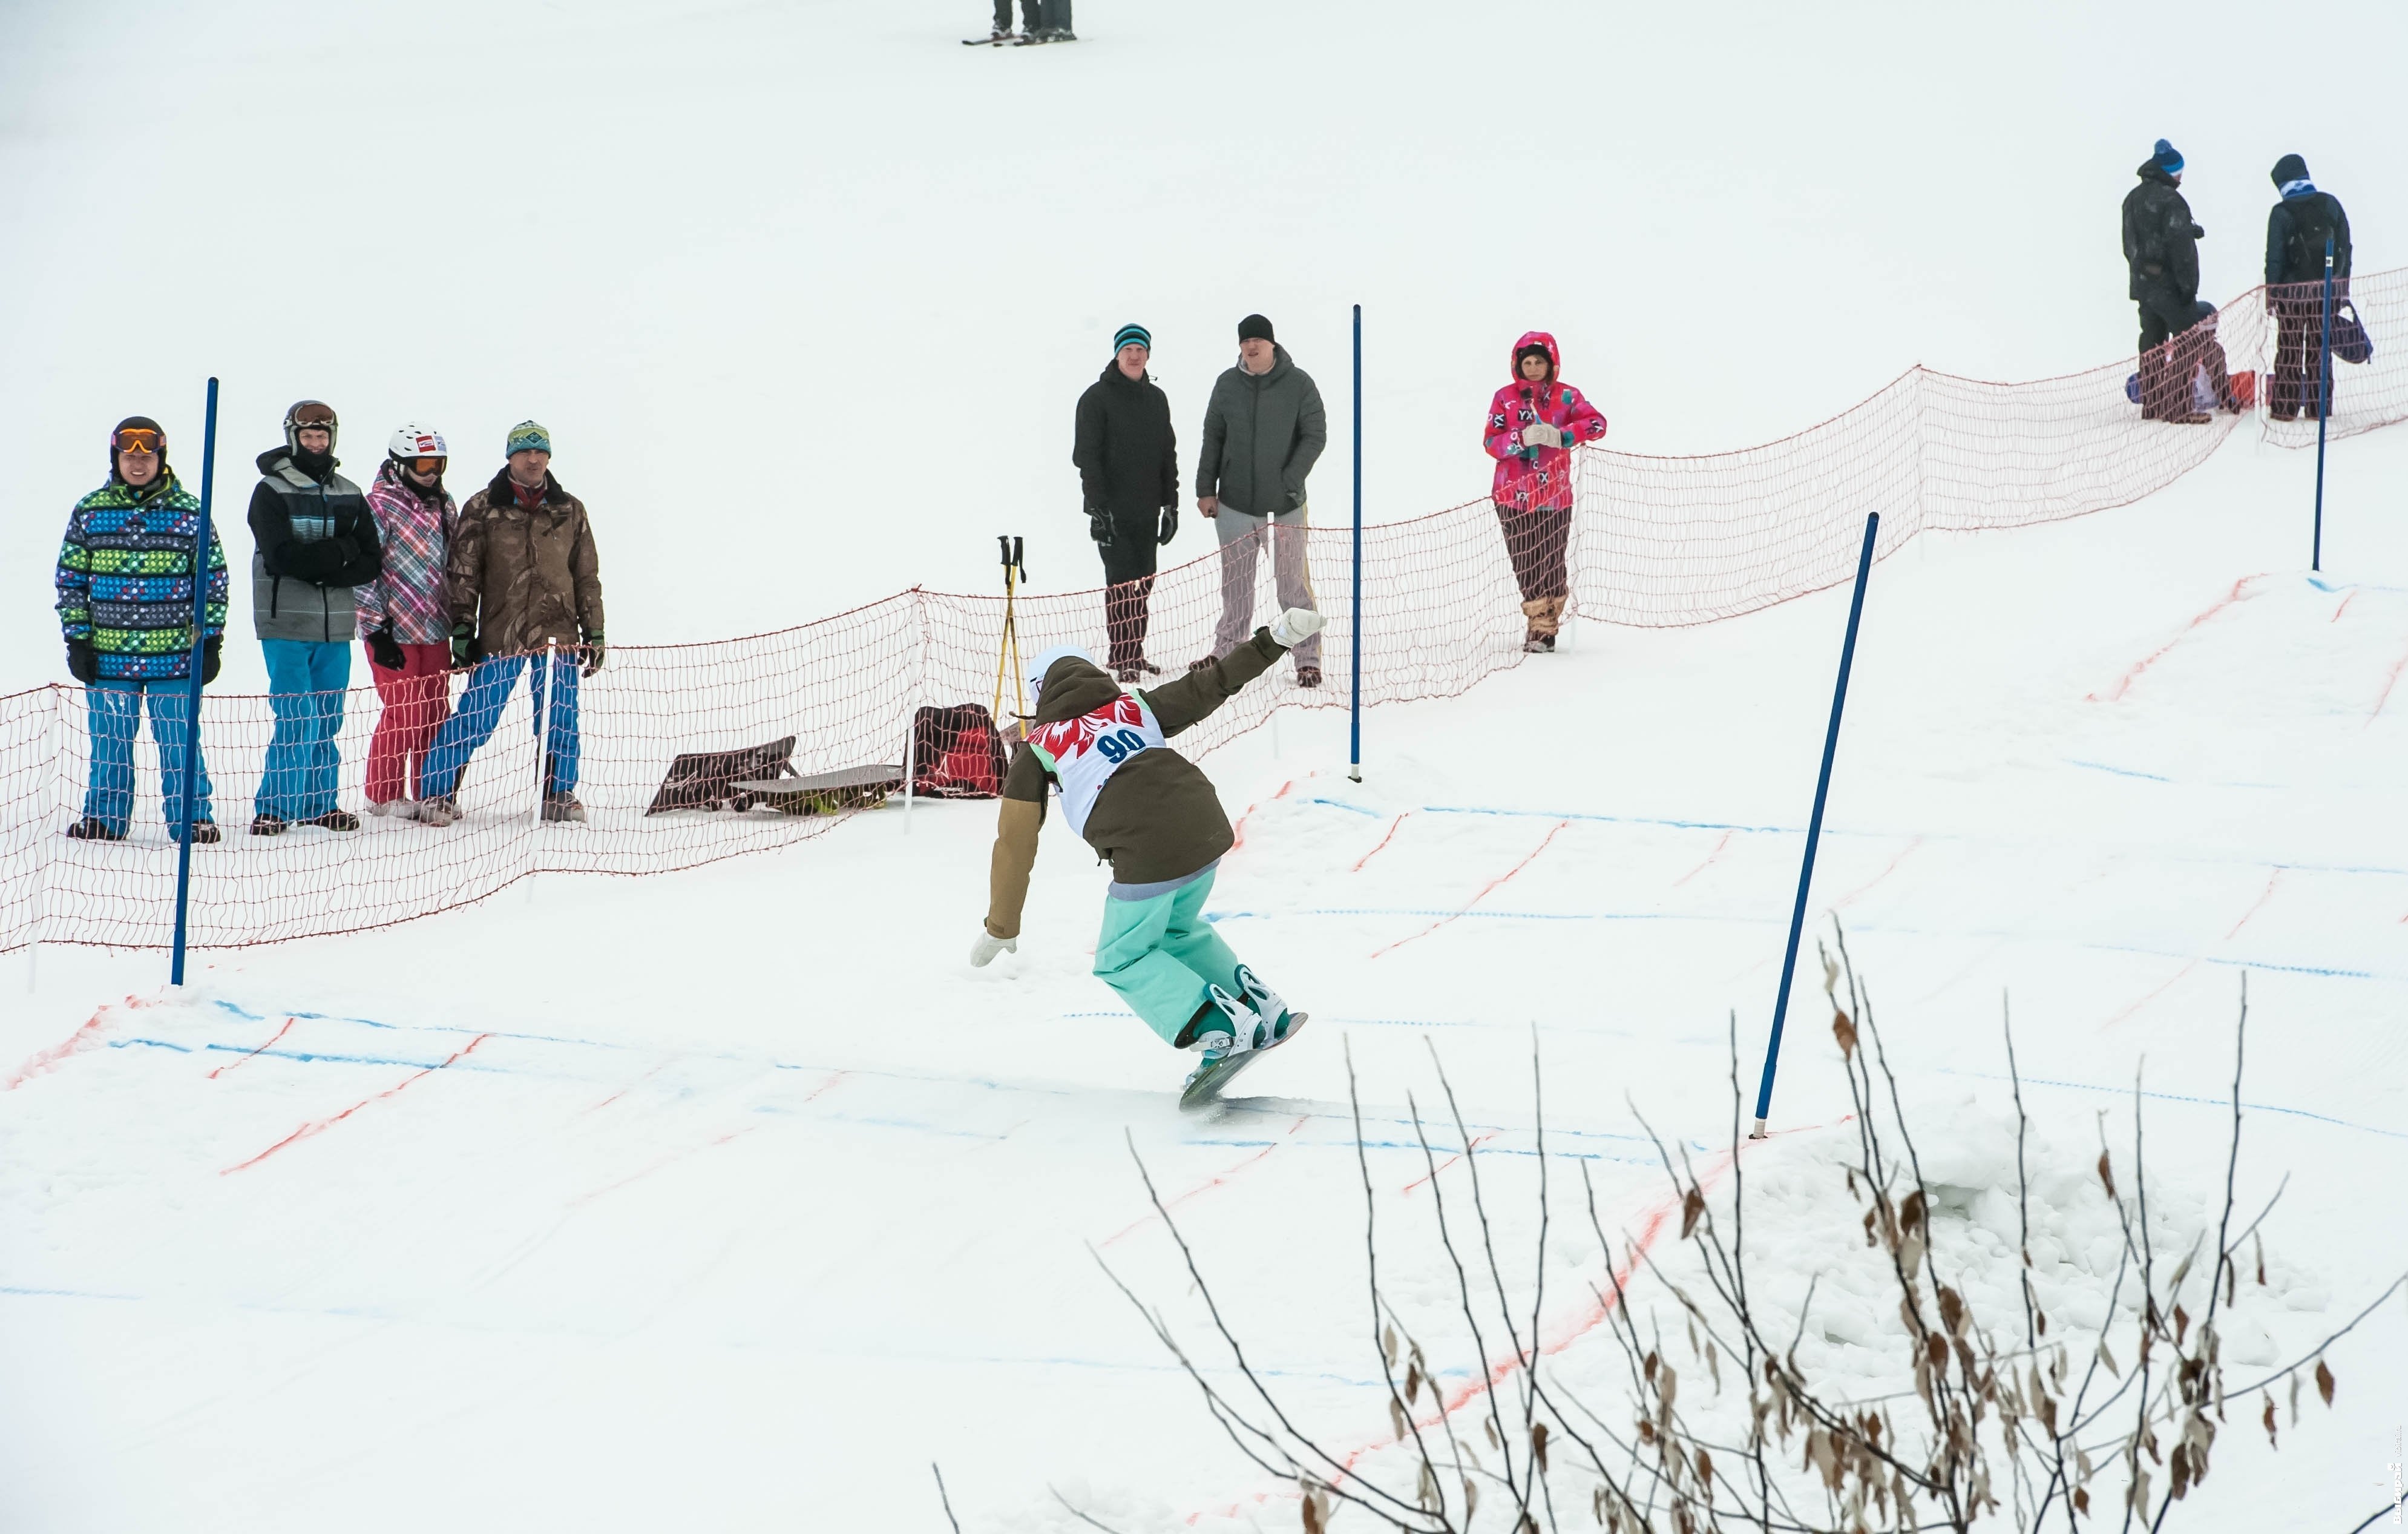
[
  {"x1": 1195, "y1": 314, "x2": 1327, "y2": 685},
  {"x1": 56, "y1": 416, "x2": 229, "y2": 843},
  {"x1": 2263, "y1": 153, "x2": 2354, "y2": 421},
  {"x1": 968, "y1": 608, "x2": 1327, "y2": 1098},
  {"x1": 1483, "y1": 332, "x2": 1609, "y2": 652},
  {"x1": 356, "y1": 424, "x2": 460, "y2": 818},
  {"x1": 415, "y1": 421, "x2": 605, "y2": 827},
  {"x1": 1074, "y1": 322, "x2": 1179, "y2": 682},
  {"x1": 2121, "y1": 139, "x2": 2208, "y2": 423},
  {"x1": 246, "y1": 400, "x2": 384, "y2": 834}
]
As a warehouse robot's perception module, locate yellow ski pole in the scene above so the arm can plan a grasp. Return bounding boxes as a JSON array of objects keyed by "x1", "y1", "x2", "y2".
[{"x1": 991, "y1": 536, "x2": 1026, "y2": 730}]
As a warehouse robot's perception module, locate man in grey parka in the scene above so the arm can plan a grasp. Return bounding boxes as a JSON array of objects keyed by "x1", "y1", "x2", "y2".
[{"x1": 1194, "y1": 314, "x2": 1327, "y2": 684}]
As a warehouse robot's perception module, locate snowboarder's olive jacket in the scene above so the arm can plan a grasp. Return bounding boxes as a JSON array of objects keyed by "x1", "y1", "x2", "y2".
[
  {"x1": 446, "y1": 467, "x2": 605, "y2": 657},
  {"x1": 247, "y1": 449, "x2": 382, "y2": 644},
  {"x1": 983, "y1": 628, "x2": 1288, "y2": 939},
  {"x1": 1195, "y1": 345, "x2": 1326, "y2": 517},
  {"x1": 2122, "y1": 162, "x2": 2202, "y2": 303}
]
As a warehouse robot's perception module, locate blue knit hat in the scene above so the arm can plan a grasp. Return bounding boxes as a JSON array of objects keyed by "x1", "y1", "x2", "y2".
[
  {"x1": 2152, "y1": 138, "x2": 2183, "y2": 175},
  {"x1": 506, "y1": 420, "x2": 551, "y2": 456},
  {"x1": 1112, "y1": 323, "x2": 1151, "y2": 354}
]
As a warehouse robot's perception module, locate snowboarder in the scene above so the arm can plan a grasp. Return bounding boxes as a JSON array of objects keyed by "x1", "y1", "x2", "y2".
[
  {"x1": 2263, "y1": 153, "x2": 2353, "y2": 421},
  {"x1": 1482, "y1": 332, "x2": 1608, "y2": 652},
  {"x1": 969, "y1": 608, "x2": 1327, "y2": 1101}
]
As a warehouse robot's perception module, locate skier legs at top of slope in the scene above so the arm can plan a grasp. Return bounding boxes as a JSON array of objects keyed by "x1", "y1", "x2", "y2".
[{"x1": 969, "y1": 608, "x2": 1327, "y2": 1094}]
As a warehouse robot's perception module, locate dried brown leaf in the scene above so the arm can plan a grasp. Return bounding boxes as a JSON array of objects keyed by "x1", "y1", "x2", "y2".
[
  {"x1": 2097, "y1": 1149, "x2": 2117, "y2": 1200},
  {"x1": 1681, "y1": 1185, "x2": 1706, "y2": 1240},
  {"x1": 1833, "y1": 1009, "x2": 1858, "y2": 1059},
  {"x1": 2315, "y1": 1359, "x2": 2335, "y2": 1406},
  {"x1": 2174, "y1": 1303, "x2": 2190, "y2": 1346},
  {"x1": 1531, "y1": 1420, "x2": 1549, "y2": 1473}
]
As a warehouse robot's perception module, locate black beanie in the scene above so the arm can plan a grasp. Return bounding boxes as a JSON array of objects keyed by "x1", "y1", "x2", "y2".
[
  {"x1": 2271, "y1": 153, "x2": 2309, "y2": 187},
  {"x1": 110, "y1": 415, "x2": 168, "y2": 480},
  {"x1": 1237, "y1": 313, "x2": 1275, "y2": 344}
]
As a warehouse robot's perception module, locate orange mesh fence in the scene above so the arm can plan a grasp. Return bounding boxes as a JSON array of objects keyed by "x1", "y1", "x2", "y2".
[{"x1": 9, "y1": 272, "x2": 2401, "y2": 951}]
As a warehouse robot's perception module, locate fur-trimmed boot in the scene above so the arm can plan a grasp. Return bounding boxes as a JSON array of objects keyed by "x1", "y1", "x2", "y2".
[{"x1": 1522, "y1": 596, "x2": 1562, "y2": 653}]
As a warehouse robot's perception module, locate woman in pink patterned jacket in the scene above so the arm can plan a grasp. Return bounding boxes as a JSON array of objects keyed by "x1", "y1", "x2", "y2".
[
  {"x1": 1483, "y1": 331, "x2": 1607, "y2": 652},
  {"x1": 356, "y1": 426, "x2": 459, "y2": 817}
]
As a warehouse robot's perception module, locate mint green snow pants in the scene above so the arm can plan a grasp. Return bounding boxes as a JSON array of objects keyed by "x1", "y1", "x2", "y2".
[{"x1": 1094, "y1": 868, "x2": 1244, "y2": 1046}]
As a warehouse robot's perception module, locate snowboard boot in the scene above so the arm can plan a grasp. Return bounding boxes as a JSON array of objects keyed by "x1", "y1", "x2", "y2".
[
  {"x1": 416, "y1": 795, "x2": 461, "y2": 827},
  {"x1": 65, "y1": 817, "x2": 125, "y2": 841},
  {"x1": 542, "y1": 791, "x2": 588, "y2": 823},
  {"x1": 366, "y1": 798, "x2": 418, "y2": 821},
  {"x1": 301, "y1": 809, "x2": 361, "y2": 831},
  {"x1": 1232, "y1": 964, "x2": 1296, "y2": 1042},
  {"x1": 1296, "y1": 665, "x2": 1322, "y2": 688},
  {"x1": 1178, "y1": 983, "x2": 1265, "y2": 1089},
  {"x1": 176, "y1": 820, "x2": 221, "y2": 845},
  {"x1": 250, "y1": 812, "x2": 287, "y2": 837}
]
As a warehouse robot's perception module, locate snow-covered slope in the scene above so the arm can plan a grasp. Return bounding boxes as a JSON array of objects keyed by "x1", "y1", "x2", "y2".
[
  {"x1": 5, "y1": 3, "x2": 2407, "y2": 1529},
  {"x1": 5, "y1": 427, "x2": 2404, "y2": 1530}
]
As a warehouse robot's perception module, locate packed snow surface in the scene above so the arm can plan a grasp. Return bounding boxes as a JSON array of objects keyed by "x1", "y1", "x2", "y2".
[{"x1": 5, "y1": 2, "x2": 2408, "y2": 1530}]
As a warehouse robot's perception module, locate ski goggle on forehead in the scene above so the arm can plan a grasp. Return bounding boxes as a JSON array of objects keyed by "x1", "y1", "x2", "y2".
[{"x1": 112, "y1": 427, "x2": 163, "y2": 455}]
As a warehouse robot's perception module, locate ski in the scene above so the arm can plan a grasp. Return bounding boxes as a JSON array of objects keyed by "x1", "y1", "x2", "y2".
[
  {"x1": 961, "y1": 32, "x2": 1015, "y2": 45},
  {"x1": 1179, "y1": 1013, "x2": 1308, "y2": 1110}
]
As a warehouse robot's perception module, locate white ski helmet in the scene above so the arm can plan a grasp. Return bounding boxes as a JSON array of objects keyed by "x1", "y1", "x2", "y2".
[
  {"x1": 388, "y1": 424, "x2": 449, "y2": 460},
  {"x1": 1025, "y1": 644, "x2": 1093, "y2": 706}
]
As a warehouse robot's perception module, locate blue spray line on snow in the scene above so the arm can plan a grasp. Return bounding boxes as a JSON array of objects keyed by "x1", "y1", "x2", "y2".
[{"x1": 1936, "y1": 1068, "x2": 2408, "y2": 1142}]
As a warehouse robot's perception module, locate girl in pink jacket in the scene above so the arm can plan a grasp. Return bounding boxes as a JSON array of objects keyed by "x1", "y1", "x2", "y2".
[{"x1": 1483, "y1": 332, "x2": 1607, "y2": 651}]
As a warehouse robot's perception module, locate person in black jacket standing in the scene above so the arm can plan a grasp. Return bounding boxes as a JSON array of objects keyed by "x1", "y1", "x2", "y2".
[
  {"x1": 2122, "y1": 139, "x2": 2209, "y2": 423},
  {"x1": 2264, "y1": 153, "x2": 2354, "y2": 421},
  {"x1": 1074, "y1": 323, "x2": 1179, "y2": 682},
  {"x1": 246, "y1": 399, "x2": 383, "y2": 833}
]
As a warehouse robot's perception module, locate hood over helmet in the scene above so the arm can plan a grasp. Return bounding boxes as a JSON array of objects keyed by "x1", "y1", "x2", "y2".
[
  {"x1": 1025, "y1": 645, "x2": 1123, "y2": 723},
  {"x1": 1509, "y1": 331, "x2": 1561, "y2": 384}
]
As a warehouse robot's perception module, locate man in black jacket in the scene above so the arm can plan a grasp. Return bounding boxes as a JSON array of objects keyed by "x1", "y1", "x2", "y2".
[
  {"x1": 1074, "y1": 323, "x2": 1179, "y2": 681},
  {"x1": 246, "y1": 399, "x2": 382, "y2": 833},
  {"x1": 2264, "y1": 153, "x2": 2354, "y2": 421},
  {"x1": 2121, "y1": 139, "x2": 2208, "y2": 423}
]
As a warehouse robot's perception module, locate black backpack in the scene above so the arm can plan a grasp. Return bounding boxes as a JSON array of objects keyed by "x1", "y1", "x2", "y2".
[{"x1": 2280, "y1": 195, "x2": 2343, "y2": 285}]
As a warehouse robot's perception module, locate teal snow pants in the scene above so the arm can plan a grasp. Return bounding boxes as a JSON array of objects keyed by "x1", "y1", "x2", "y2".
[{"x1": 1094, "y1": 867, "x2": 1244, "y2": 1045}]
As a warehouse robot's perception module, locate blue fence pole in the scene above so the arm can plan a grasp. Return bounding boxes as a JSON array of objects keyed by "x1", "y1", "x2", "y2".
[
  {"x1": 1350, "y1": 302, "x2": 1363, "y2": 783},
  {"x1": 171, "y1": 377, "x2": 220, "y2": 986},
  {"x1": 2313, "y1": 235, "x2": 2333, "y2": 572},
  {"x1": 1750, "y1": 510, "x2": 1880, "y2": 1137}
]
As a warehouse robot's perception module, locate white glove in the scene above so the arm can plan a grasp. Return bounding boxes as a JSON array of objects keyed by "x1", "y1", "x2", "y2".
[
  {"x1": 1268, "y1": 607, "x2": 1327, "y2": 648},
  {"x1": 969, "y1": 930, "x2": 1018, "y2": 967},
  {"x1": 1520, "y1": 421, "x2": 1564, "y2": 450}
]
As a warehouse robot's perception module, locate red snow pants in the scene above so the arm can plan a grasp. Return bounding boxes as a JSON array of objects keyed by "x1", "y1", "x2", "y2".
[{"x1": 365, "y1": 641, "x2": 453, "y2": 803}]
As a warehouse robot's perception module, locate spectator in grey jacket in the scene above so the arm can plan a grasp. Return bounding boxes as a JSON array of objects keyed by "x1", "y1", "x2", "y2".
[
  {"x1": 246, "y1": 400, "x2": 382, "y2": 834},
  {"x1": 1195, "y1": 314, "x2": 1327, "y2": 685}
]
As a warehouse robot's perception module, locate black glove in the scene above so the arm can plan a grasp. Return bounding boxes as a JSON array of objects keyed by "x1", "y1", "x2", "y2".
[
  {"x1": 449, "y1": 622, "x2": 482, "y2": 671},
  {"x1": 201, "y1": 636, "x2": 221, "y2": 685},
  {"x1": 580, "y1": 628, "x2": 606, "y2": 679},
  {"x1": 367, "y1": 625, "x2": 405, "y2": 672},
  {"x1": 65, "y1": 639, "x2": 99, "y2": 684},
  {"x1": 1088, "y1": 507, "x2": 1114, "y2": 547},
  {"x1": 1158, "y1": 505, "x2": 1178, "y2": 546}
]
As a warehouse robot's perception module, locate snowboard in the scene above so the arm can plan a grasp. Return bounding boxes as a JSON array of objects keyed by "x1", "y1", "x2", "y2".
[
  {"x1": 962, "y1": 31, "x2": 1040, "y2": 44},
  {"x1": 1178, "y1": 1013, "x2": 1308, "y2": 1110}
]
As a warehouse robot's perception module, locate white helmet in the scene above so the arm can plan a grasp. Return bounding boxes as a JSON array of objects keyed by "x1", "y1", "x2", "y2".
[
  {"x1": 1025, "y1": 644, "x2": 1092, "y2": 706},
  {"x1": 387, "y1": 424, "x2": 449, "y2": 459}
]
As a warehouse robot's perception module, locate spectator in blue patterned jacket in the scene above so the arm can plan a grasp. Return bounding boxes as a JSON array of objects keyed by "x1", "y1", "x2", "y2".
[{"x1": 54, "y1": 416, "x2": 230, "y2": 843}]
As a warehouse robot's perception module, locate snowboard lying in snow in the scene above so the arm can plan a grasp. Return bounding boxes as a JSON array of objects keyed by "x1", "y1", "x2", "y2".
[
  {"x1": 1179, "y1": 1013, "x2": 1308, "y2": 1110},
  {"x1": 725, "y1": 763, "x2": 904, "y2": 815}
]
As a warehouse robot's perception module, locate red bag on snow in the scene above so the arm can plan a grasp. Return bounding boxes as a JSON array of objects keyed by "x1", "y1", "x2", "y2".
[{"x1": 908, "y1": 703, "x2": 1011, "y2": 798}]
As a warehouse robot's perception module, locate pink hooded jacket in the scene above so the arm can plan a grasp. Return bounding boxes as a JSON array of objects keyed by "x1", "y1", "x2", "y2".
[{"x1": 1483, "y1": 332, "x2": 1608, "y2": 512}]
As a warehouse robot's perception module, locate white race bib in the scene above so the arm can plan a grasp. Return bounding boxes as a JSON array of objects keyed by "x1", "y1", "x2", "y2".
[{"x1": 1024, "y1": 693, "x2": 1166, "y2": 837}]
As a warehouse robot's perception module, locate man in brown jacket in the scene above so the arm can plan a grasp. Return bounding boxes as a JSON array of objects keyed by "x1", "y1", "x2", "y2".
[
  {"x1": 415, "y1": 421, "x2": 605, "y2": 825},
  {"x1": 969, "y1": 605, "x2": 1326, "y2": 1094}
]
